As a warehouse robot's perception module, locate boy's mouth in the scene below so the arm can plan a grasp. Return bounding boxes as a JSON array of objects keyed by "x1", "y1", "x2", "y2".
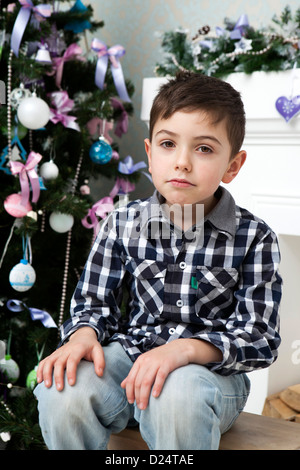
[{"x1": 167, "y1": 178, "x2": 195, "y2": 188}]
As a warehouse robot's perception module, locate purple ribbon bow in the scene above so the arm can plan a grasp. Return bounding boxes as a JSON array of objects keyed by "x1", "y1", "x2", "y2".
[
  {"x1": 81, "y1": 196, "x2": 114, "y2": 237},
  {"x1": 230, "y1": 14, "x2": 249, "y2": 39},
  {"x1": 91, "y1": 38, "x2": 131, "y2": 102},
  {"x1": 11, "y1": 0, "x2": 52, "y2": 56},
  {"x1": 118, "y1": 155, "x2": 147, "y2": 175},
  {"x1": 49, "y1": 91, "x2": 80, "y2": 131},
  {"x1": 119, "y1": 155, "x2": 151, "y2": 181},
  {"x1": 9, "y1": 151, "x2": 42, "y2": 207},
  {"x1": 6, "y1": 299, "x2": 57, "y2": 328},
  {"x1": 109, "y1": 156, "x2": 152, "y2": 198},
  {"x1": 216, "y1": 14, "x2": 249, "y2": 40}
]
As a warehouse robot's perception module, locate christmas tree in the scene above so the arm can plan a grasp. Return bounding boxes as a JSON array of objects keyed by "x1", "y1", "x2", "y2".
[{"x1": 0, "y1": 0, "x2": 145, "y2": 449}]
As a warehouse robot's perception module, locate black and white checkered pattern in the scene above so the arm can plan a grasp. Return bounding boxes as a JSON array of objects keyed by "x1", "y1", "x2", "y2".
[{"x1": 61, "y1": 187, "x2": 282, "y2": 376}]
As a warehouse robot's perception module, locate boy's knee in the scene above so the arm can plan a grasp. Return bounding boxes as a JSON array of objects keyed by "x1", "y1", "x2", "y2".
[
  {"x1": 148, "y1": 365, "x2": 219, "y2": 416},
  {"x1": 34, "y1": 380, "x2": 80, "y2": 418},
  {"x1": 35, "y1": 361, "x2": 97, "y2": 415}
]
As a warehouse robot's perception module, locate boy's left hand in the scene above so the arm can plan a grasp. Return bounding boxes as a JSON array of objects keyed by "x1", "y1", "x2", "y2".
[
  {"x1": 121, "y1": 338, "x2": 222, "y2": 410},
  {"x1": 121, "y1": 339, "x2": 190, "y2": 410}
]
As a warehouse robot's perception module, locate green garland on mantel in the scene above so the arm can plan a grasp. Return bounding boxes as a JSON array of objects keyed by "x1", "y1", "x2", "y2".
[{"x1": 155, "y1": 5, "x2": 300, "y2": 79}]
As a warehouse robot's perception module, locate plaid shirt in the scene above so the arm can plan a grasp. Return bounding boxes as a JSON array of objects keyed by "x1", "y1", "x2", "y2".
[{"x1": 61, "y1": 187, "x2": 282, "y2": 376}]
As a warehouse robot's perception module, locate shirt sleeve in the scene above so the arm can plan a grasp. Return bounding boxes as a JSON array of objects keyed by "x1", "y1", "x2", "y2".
[
  {"x1": 197, "y1": 226, "x2": 282, "y2": 376},
  {"x1": 59, "y1": 211, "x2": 126, "y2": 344}
]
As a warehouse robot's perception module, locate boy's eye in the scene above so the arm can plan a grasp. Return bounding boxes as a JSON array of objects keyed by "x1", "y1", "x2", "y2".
[
  {"x1": 161, "y1": 140, "x2": 175, "y2": 148},
  {"x1": 197, "y1": 145, "x2": 212, "y2": 154}
]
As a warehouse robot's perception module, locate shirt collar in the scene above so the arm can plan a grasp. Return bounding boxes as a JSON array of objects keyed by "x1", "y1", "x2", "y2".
[
  {"x1": 141, "y1": 186, "x2": 236, "y2": 238},
  {"x1": 204, "y1": 186, "x2": 237, "y2": 237}
]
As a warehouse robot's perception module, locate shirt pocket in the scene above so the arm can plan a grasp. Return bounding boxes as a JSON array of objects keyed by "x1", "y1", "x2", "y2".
[
  {"x1": 195, "y1": 266, "x2": 239, "y2": 318},
  {"x1": 125, "y1": 258, "x2": 167, "y2": 317}
]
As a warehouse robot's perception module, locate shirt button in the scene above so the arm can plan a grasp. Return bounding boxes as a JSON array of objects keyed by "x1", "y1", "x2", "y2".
[
  {"x1": 176, "y1": 299, "x2": 183, "y2": 307},
  {"x1": 169, "y1": 328, "x2": 176, "y2": 335},
  {"x1": 179, "y1": 262, "x2": 187, "y2": 270}
]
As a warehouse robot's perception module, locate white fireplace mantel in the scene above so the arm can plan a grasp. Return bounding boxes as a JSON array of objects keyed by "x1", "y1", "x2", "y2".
[{"x1": 140, "y1": 70, "x2": 300, "y2": 414}]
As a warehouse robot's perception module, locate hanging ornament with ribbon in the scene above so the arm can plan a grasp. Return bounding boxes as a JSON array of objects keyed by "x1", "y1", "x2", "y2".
[
  {"x1": 91, "y1": 38, "x2": 131, "y2": 102},
  {"x1": 275, "y1": 64, "x2": 300, "y2": 123},
  {"x1": 8, "y1": 235, "x2": 36, "y2": 292},
  {"x1": 89, "y1": 119, "x2": 113, "y2": 164},
  {"x1": 9, "y1": 258, "x2": 36, "y2": 292}
]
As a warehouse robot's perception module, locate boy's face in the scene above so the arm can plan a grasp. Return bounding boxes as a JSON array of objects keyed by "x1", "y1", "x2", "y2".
[{"x1": 145, "y1": 110, "x2": 246, "y2": 218}]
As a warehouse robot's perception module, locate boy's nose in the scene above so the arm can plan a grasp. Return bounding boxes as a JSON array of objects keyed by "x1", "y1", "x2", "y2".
[{"x1": 174, "y1": 149, "x2": 192, "y2": 172}]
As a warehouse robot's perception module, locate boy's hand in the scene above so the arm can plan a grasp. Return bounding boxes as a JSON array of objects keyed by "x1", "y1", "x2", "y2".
[
  {"x1": 36, "y1": 327, "x2": 105, "y2": 391},
  {"x1": 121, "y1": 338, "x2": 222, "y2": 410},
  {"x1": 120, "y1": 339, "x2": 191, "y2": 410}
]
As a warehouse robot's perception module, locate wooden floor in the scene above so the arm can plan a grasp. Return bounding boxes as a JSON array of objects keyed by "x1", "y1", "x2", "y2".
[{"x1": 108, "y1": 412, "x2": 300, "y2": 451}]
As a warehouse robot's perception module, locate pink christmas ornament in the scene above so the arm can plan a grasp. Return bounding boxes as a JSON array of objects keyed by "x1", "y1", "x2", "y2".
[{"x1": 4, "y1": 193, "x2": 32, "y2": 218}]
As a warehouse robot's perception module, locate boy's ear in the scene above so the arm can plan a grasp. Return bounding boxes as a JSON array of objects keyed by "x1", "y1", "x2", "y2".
[
  {"x1": 144, "y1": 138, "x2": 152, "y2": 173},
  {"x1": 222, "y1": 150, "x2": 246, "y2": 184}
]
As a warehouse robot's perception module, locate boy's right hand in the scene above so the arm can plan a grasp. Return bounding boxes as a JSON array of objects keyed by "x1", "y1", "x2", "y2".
[{"x1": 36, "y1": 327, "x2": 105, "y2": 391}]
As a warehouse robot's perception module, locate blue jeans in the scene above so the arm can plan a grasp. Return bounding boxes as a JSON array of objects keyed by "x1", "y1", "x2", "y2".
[{"x1": 34, "y1": 341, "x2": 250, "y2": 450}]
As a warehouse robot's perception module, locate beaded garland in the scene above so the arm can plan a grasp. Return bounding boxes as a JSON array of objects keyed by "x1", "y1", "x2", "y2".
[{"x1": 57, "y1": 150, "x2": 83, "y2": 330}]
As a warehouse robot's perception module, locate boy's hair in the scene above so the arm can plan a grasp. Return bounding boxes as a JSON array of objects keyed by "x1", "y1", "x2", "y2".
[{"x1": 149, "y1": 71, "x2": 245, "y2": 159}]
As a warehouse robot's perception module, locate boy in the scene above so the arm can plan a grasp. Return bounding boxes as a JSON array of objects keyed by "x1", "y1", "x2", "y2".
[{"x1": 34, "y1": 71, "x2": 282, "y2": 450}]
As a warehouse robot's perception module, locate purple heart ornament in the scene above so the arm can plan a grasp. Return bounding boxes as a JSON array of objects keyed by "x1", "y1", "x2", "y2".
[{"x1": 275, "y1": 96, "x2": 300, "y2": 122}]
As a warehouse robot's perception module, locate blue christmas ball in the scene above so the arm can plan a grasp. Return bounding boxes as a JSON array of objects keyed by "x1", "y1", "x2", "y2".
[{"x1": 89, "y1": 139, "x2": 113, "y2": 164}]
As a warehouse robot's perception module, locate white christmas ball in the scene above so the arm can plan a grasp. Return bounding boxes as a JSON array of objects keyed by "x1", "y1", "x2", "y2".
[
  {"x1": 17, "y1": 95, "x2": 50, "y2": 129},
  {"x1": 9, "y1": 259, "x2": 36, "y2": 292},
  {"x1": 0, "y1": 355, "x2": 20, "y2": 383},
  {"x1": 49, "y1": 212, "x2": 74, "y2": 233},
  {"x1": 40, "y1": 161, "x2": 59, "y2": 180}
]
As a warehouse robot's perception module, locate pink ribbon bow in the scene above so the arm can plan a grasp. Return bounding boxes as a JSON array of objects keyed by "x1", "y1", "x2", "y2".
[
  {"x1": 82, "y1": 197, "x2": 114, "y2": 238},
  {"x1": 10, "y1": 151, "x2": 42, "y2": 207},
  {"x1": 109, "y1": 177, "x2": 135, "y2": 199},
  {"x1": 49, "y1": 91, "x2": 80, "y2": 131},
  {"x1": 51, "y1": 43, "x2": 84, "y2": 88}
]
